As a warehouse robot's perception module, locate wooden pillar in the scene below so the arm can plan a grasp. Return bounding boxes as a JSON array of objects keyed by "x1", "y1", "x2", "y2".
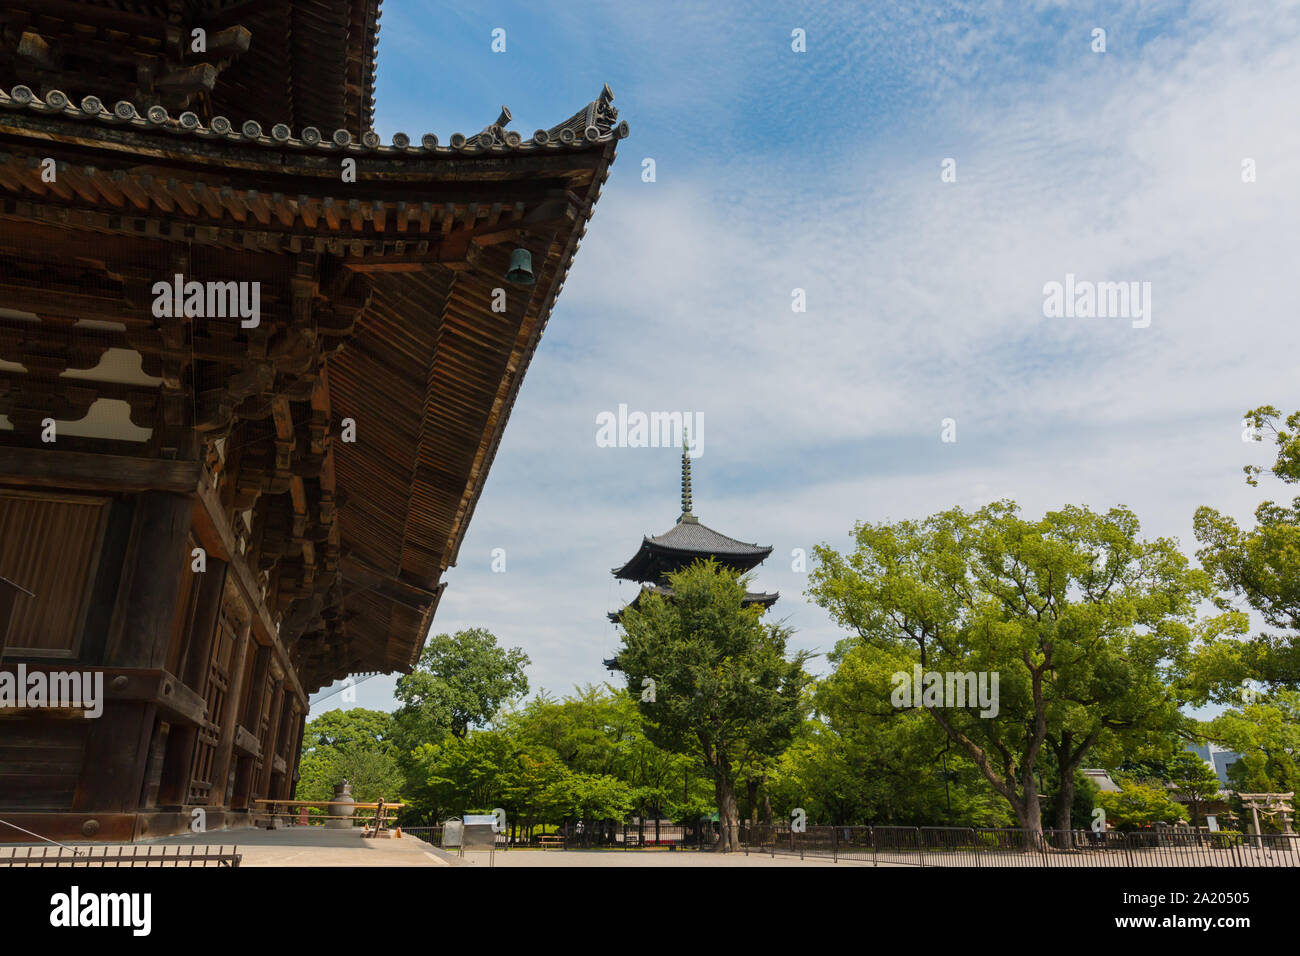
[
  {"x1": 158, "y1": 559, "x2": 229, "y2": 808},
  {"x1": 255, "y1": 679, "x2": 286, "y2": 799},
  {"x1": 74, "y1": 703, "x2": 158, "y2": 813},
  {"x1": 180, "y1": 559, "x2": 228, "y2": 689},
  {"x1": 76, "y1": 491, "x2": 193, "y2": 812},
  {"x1": 286, "y1": 708, "x2": 307, "y2": 800},
  {"x1": 108, "y1": 491, "x2": 195, "y2": 669},
  {"x1": 208, "y1": 619, "x2": 253, "y2": 810}
]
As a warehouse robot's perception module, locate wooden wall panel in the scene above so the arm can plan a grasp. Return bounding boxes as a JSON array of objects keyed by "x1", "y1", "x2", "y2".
[
  {"x1": 0, "y1": 491, "x2": 109, "y2": 657},
  {"x1": 0, "y1": 716, "x2": 90, "y2": 810}
]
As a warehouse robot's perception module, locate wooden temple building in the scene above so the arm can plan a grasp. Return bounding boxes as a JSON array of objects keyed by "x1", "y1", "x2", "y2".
[
  {"x1": 0, "y1": 0, "x2": 625, "y2": 842},
  {"x1": 606, "y1": 444, "x2": 777, "y2": 659}
]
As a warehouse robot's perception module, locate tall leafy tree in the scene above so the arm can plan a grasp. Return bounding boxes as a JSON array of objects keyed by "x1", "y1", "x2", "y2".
[
  {"x1": 1206, "y1": 691, "x2": 1300, "y2": 797},
  {"x1": 1167, "y1": 752, "x2": 1222, "y2": 829},
  {"x1": 810, "y1": 501, "x2": 1212, "y2": 846},
  {"x1": 394, "y1": 628, "x2": 530, "y2": 745},
  {"x1": 611, "y1": 560, "x2": 810, "y2": 852},
  {"x1": 1194, "y1": 405, "x2": 1300, "y2": 691},
  {"x1": 295, "y1": 708, "x2": 403, "y2": 805}
]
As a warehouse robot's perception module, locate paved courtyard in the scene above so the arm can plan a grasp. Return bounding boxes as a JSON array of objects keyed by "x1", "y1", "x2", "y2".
[
  {"x1": 141, "y1": 826, "x2": 449, "y2": 866},
  {"x1": 444, "y1": 848, "x2": 872, "y2": 867}
]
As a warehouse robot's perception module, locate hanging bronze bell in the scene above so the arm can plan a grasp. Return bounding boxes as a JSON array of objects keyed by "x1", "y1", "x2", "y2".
[{"x1": 505, "y1": 247, "x2": 535, "y2": 285}]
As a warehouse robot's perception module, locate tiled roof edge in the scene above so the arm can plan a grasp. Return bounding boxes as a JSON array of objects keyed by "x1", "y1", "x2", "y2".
[{"x1": 0, "y1": 84, "x2": 629, "y2": 157}]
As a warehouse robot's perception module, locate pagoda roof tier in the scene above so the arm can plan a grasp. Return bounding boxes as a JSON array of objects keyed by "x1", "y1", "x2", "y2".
[
  {"x1": 612, "y1": 516, "x2": 773, "y2": 583},
  {"x1": 0, "y1": 80, "x2": 625, "y2": 694},
  {"x1": 0, "y1": 1, "x2": 383, "y2": 135},
  {"x1": 606, "y1": 583, "x2": 779, "y2": 623}
]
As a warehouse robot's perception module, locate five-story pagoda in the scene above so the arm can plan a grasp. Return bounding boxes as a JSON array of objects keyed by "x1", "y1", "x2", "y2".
[{"x1": 607, "y1": 443, "x2": 777, "y2": 638}]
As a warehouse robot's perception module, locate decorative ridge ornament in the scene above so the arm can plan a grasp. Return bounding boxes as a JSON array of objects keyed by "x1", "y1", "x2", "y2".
[
  {"x1": 0, "y1": 85, "x2": 629, "y2": 155},
  {"x1": 680, "y1": 433, "x2": 694, "y2": 520}
]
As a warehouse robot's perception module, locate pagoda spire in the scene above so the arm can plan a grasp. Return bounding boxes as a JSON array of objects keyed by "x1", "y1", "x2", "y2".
[{"x1": 680, "y1": 432, "x2": 694, "y2": 519}]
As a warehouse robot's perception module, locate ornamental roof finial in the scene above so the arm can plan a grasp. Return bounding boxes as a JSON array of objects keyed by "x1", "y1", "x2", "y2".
[{"x1": 680, "y1": 431, "x2": 693, "y2": 518}]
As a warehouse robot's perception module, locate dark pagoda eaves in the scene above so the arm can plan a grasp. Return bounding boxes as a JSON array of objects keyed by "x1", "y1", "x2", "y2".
[
  {"x1": 612, "y1": 518, "x2": 774, "y2": 582},
  {"x1": 606, "y1": 583, "x2": 779, "y2": 622}
]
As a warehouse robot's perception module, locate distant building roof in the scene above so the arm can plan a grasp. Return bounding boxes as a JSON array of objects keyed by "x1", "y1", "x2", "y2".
[{"x1": 1082, "y1": 769, "x2": 1122, "y2": 793}]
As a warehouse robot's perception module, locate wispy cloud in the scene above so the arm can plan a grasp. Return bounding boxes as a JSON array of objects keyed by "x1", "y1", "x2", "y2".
[{"x1": 314, "y1": 0, "x2": 1300, "y2": 715}]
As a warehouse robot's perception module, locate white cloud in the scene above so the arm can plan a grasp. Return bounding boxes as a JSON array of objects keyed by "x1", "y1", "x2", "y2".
[{"x1": 328, "y1": 1, "x2": 1300, "y2": 714}]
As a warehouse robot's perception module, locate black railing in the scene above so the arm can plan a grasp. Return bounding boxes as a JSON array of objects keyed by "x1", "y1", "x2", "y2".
[
  {"x1": 556, "y1": 820, "x2": 717, "y2": 850},
  {"x1": 737, "y1": 825, "x2": 1300, "y2": 867},
  {"x1": 0, "y1": 844, "x2": 241, "y2": 867},
  {"x1": 400, "y1": 826, "x2": 444, "y2": 846}
]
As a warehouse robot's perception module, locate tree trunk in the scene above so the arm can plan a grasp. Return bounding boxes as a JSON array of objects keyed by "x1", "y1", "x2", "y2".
[
  {"x1": 1020, "y1": 767, "x2": 1044, "y2": 851},
  {"x1": 1055, "y1": 773, "x2": 1075, "y2": 841},
  {"x1": 714, "y1": 776, "x2": 740, "y2": 852}
]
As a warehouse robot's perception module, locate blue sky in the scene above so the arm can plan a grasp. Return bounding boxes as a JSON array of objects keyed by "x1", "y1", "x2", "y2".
[{"x1": 310, "y1": 0, "x2": 1300, "y2": 717}]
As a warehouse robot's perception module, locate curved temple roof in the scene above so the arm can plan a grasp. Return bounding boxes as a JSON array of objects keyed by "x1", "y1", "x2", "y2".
[
  {"x1": 0, "y1": 36, "x2": 627, "y2": 692},
  {"x1": 613, "y1": 442, "x2": 773, "y2": 583},
  {"x1": 613, "y1": 519, "x2": 774, "y2": 583}
]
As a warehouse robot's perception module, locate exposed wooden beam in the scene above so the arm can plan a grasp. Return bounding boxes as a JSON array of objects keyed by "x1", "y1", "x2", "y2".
[{"x1": 0, "y1": 447, "x2": 198, "y2": 493}]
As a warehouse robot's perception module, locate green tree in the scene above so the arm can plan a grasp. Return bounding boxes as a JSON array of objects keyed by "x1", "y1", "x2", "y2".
[
  {"x1": 781, "y1": 637, "x2": 1013, "y2": 827},
  {"x1": 611, "y1": 560, "x2": 810, "y2": 852},
  {"x1": 303, "y1": 707, "x2": 395, "y2": 752},
  {"x1": 394, "y1": 628, "x2": 530, "y2": 744},
  {"x1": 1206, "y1": 691, "x2": 1300, "y2": 796},
  {"x1": 810, "y1": 501, "x2": 1212, "y2": 846},
  {"x1": 295, "y1": 709, "x2": 403, "y2": 806},
  {"x1": 1096, "y1": 780, "x2": 1187, "y2": 830},
  {"x1": 1193, "y1": 406, "x2": 1300, "y2": 693},
  {"x1": 505, "y1": 685, "x2": 704, "y2": 836},
  {"x1": 1167, "y1": 752, "x2": 1222, "y2": 829}
]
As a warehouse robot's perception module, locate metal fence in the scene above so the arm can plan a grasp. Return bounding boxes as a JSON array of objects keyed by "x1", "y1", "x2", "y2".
[
  {"x1": 0, "y1": 844, "x2": 241, "y2": 867},
  {"x1": 401, "y1": 826, "x2": 444, "y2": 846},
  {"x1": 557, "y1": 820, "x2": 716, "y2": 850},
  {"x1": 401, "y1": 821, "x2": 720, "y2": 850},
  {"x1": 737, "y1": 825, "x2": 1300, "y2": 867}
]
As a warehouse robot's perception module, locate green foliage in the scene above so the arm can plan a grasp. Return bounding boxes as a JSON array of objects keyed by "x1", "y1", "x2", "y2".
[
  {"x1": 1096, "y1": 781, "x2": 1188, "y2": 830},
  {"x1": 1166, "y1": 752, "x2": 1222, "y2": 827},
  {"x1": 610, "y1": 559, "x2": 810, "y2": 845},
  {"x1": 1208, "y1": 691, "x2": 1300, "y2": 795},
  {"x1": 1193, "y1": 406, "x2": 1300, "y2": 694},
  {"x1": 393, "y1": 628, "x2": 530, "y2": 744},
  {"x1": 295, "y1": 709, "x2": 404, "y2": 804},
  {"x1": 808, "y1": 501, "x2": 1214, "y2": 835}
]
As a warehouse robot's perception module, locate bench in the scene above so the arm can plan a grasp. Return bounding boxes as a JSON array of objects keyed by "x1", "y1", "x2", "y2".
[{"x1": 537, "y1": 835, "x2": 566, "y2": 850}]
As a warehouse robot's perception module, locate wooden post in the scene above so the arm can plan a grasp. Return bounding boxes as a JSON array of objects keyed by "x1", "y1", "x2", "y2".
[
  {"x1": 255, "y1": 679, "x2": 285, "y2": 799},
  {"x1": 77, "y1": 491, "x2": 194, "y2": 813},
  {"x1": 158, "y1": 559, "x2": 229, "y2": 808},
  {"x1": 180, "y1": 559, "x2": 229, "y2": 689},
  {"x1": 108, "y1": 491, "x2": 196, "y2": 669},
  {"x1": 208, "y1": 618, "x2": 253, "y2": 809}
]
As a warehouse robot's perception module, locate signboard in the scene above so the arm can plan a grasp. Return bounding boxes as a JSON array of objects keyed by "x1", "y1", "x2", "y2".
[
  {"x1": 442, "y1": 819, "x2": 463, "y2": 848},
  {"x1": 463, "y1": 816, "x2": 497, "y2": 851}
]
